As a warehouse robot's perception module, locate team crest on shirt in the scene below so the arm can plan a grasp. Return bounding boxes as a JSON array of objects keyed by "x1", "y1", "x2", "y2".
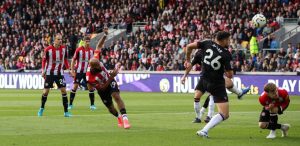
[
  {"x1": 279, "y1": 97, "x2": 284, "y2": 102},
  {"x1": 261, "y1": 112, "x2": 265, "y2": 116},
  {"x1": 45, "y1": 83, "x2": 48, "y2": 86},
  {"x1": 103, "y1": 100, "x2": 107, "y2": 103}
]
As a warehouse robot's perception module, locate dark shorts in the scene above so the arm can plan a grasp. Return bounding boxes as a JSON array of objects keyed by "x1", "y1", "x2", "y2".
[
  {"x1": 259, "y1": 108, "x2": 270, "y2": 122},
  {"x1": 74, "y1": 73, "x2": 87, "y2": 84},
  {"x1": 44, "y1": 75, "x2": 66, "y2": 89},
  {"x1": 259, "y1": 103, "x2": 290, "y2": 122},
  {"x1": 97, "y1": 80, "x2": 120, "y2": 108},
  {"x1": 195, "y1": 78, "x2": 228, "y2": 103}
]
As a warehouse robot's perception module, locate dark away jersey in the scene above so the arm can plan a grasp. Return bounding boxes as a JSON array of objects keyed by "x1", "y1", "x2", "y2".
[
  {"x1": 191, "y1": 49, "x2": 203, "y2": 76},
  {"x1": 197, "y1": 40, "x2": 233, "y2": 82},
  {"x1": 191, "y1": 49, "x2": 203, "y2": 66}
]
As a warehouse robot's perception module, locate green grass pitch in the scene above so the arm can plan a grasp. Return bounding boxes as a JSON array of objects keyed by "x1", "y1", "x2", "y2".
[{"x1": 0, "y1": 89, "x2": 299, "y2": 146}]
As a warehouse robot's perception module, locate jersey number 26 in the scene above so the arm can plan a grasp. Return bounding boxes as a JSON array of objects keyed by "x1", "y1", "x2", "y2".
[{"x1": 203, "y1": 49, "x2": 221, "y2": 70}]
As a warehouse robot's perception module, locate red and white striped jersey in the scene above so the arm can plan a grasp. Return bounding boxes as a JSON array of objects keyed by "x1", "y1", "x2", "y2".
[
  {"x1": 86, "y1": 62, "x2": 110, "y2": 85},
  {"x1": 73, "y1": 46, "x2": 94, "y2": 73},
  {"x1": 42, "y1": 45, "x2": 69, "y2": 75}
]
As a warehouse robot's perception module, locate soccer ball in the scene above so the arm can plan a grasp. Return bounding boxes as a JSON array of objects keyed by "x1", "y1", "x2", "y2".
[{"x1": 252, "y1": 14, "x2": 267, "y2": 28}]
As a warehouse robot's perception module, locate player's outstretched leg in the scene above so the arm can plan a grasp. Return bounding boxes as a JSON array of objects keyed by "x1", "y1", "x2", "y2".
[
  {"x1": 112, "y1": 92, "x2": 131, "y2": 129},
  {"x1": 237, "y1": 86, "x2": 250, "y2": 99},
  {"x1": 197, "y1": 102, "x2": 229, "y2": 138},
  {"x1": 225, "y1": 77, "x2": 250, "y2": 99}
]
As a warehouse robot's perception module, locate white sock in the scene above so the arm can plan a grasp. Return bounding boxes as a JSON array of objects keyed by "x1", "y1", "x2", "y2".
[
  {"x1": 229, "y1": 84, "x2": 242, "y2": 96},
  {"x1": 207, "y1": 95, "x2": 215, "y2": 118},
  {"x1": 194, "y1": 101, "x2": 201, "y2": 119},
  {"x1": 199, "y1": 107, "x2": 206, "y2": 119},
  {"x1": 201, "y1": 113, "x2": 224, "y2": 133},
  {"x1": 122, "y1": 114, "x2": 128, "y2": 120}
]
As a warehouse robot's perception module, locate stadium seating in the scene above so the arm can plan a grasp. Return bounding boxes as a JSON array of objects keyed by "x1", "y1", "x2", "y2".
[{"x1": 0, "y1": 0, "x2": 299, "y2": 72}]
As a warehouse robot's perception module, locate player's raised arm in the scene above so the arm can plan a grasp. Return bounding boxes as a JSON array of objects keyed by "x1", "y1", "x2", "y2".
[{"x1": 95, "y1": 27, "x2": 108, "y2": 51}]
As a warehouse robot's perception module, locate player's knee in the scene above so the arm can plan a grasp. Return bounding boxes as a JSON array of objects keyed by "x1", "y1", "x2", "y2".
[
  {"x1": 73, "y1": 84, "x2": 79, "y2": 90},
  {"x1": 219, "y1": 113, "x2": 229, "y2": 120},
  {"x1": 259, "y1": 122, "x2": 268, "y2": 129},
  {"x1": 61, "y1": 90, "x2": 67, "y2": 95},
  {"x1": 270, "y1": 108, "x2": 279, "y2": 114},
  {"x1": 43, "y1": 89, "x2": 49, "y2": 96},
  {"x1": 194, "y1": 90, "x2": 202, "y2": 98},
  {"x1": 223, "y1": 114, "x2": 229, "y2": 120}
]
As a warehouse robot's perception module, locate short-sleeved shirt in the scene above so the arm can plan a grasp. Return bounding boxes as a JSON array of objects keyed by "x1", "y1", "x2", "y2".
[
  {"x1": 43, "y1": 45, "x2": 69, "y2": 75},
  {"x1": 73, "y1": 46, "x2": 94, "y2": 73},
  {"x1": 197, "y1": 40, "x2": 233, "y2": 82}
]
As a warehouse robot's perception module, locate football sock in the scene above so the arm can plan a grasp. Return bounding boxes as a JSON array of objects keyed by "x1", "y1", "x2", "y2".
[
  {"x1": 202, "y1": 113, "x2": 225, "y2": 133},
  {"x1": 69, "y1": 89, "x2": 76, "y2": 105},
  {"x1": 207, "y1": 95, "x2": 215, "y2": 118},
  {"x1": 203, "y1": 95, "x2": 210, "y2": 108},
  {"x1": 89, "y1": 90, "x2": 95, "y2": 105},
  {"x1": 120, "y1": 108, "x2": 127, "y2": 115},
  {"x1": 62, "y1": 94, "x2": 68, "y2": 112},
  {"x1": 194, "y1": 98, "x2": 200, "y2": 119},
  {"x1": 228, "y1": 84, "x2": 242, "y2": 96},
  {"x1": 199, "y1": 107, "x2": 206, "y2": 119},
  {"x1": 120, "y1": 108, "x2": 128, "y2": 120},
  {"x1": 267, "y1": 114, "x2": 281, "y2": 130},
  {"x1": 41, "y1": 94, "x2": 47, "y2": 108}
]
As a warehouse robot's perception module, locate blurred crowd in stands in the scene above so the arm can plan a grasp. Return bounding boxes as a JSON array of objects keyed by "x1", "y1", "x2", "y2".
[{"x1": 0, "y1": 0, "x2": 300, "y2": 73}]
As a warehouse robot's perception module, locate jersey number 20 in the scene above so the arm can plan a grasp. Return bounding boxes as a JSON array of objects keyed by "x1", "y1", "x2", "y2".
[{"x1": 203, "y1": 49, "x2": 221, "y2": 70}]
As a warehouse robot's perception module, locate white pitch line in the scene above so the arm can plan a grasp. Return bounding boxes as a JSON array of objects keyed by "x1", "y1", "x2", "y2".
[{"x1": 0, "y1": 111, "x2": 299, "y2": 118}]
